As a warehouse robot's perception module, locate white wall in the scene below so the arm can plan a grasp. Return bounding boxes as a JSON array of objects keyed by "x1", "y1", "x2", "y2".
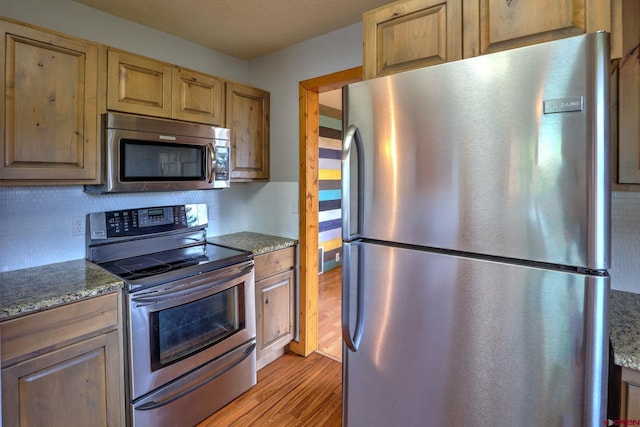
[
  {"x1": 248, "y1": 24, "x2": 363, "y2": 182},
  {"x1": 611, "y1": 192, "x2": 640, "y2": 293},
  {"x1": 0, "y1": 0, "x2": 247, "y2": 81},
  {"x1": 237, "y1": 24, "x2": 364, "y2": 249}
]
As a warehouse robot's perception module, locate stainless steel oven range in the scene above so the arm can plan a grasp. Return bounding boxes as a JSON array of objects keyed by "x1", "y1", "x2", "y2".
[{"x1": 87, "y1": 204, "x2": 256, "y2": 427}]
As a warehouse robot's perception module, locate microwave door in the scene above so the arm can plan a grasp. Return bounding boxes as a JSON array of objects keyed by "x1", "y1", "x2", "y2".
[{"x1": 84, "y1": 112, "x2": 231, "y2": 193}]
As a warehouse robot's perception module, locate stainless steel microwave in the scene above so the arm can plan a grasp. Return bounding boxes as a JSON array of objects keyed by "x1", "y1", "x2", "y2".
[{"x1": 85, "y1": 113, "x2": 231, "y2": 193}]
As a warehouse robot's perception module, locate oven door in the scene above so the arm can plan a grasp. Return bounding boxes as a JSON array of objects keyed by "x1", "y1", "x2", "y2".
[{"x1": 127, "y1": 260, "x2": 255, "y2": 400}]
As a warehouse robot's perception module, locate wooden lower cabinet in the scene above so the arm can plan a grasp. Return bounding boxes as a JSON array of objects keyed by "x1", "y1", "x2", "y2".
[
  {"x1": 0, "y1": 292, "x2": 124, "y2": 426},
  {"x1": 621, "y1": 367, "x2": 640, "y2": 419},
  {"x1": 254, "y1": 246, "x2": 296, "y2": 369}
]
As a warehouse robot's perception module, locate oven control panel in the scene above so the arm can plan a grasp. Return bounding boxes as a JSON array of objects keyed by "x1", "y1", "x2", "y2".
[{"x1": 88, "y1": 204, "x2": 208, "y2": 239}]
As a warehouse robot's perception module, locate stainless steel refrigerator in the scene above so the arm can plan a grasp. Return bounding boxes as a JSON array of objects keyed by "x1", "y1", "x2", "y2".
[{"x1": 341, "y1": 32, "x2": 610, "y2": 427}]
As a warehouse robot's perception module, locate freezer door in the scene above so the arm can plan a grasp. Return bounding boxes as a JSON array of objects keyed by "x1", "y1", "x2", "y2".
[
  {"x1": 342, "y1": 32, "x2": 610, "y2": 270},
  {"x1": 342, "y1": 241, "x2": 609, "y2": 427}
]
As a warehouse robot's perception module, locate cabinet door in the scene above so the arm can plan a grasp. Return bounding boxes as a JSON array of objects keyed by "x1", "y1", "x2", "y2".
[
  {"x1": 172, "y1": 68, "x2": 224, "y2": 125},
  {"x1": 226, "y1": 82, "x2": 270, "y2": 181},
  {"x1": 2, "y1": 330, "x2": 122, "y2": 427},
  {"x1": 463, "y1": 0, "x2": 610, "y2": 57},
  {"x1": 107, "y1": 49, "x2": 173, "y2": 118},
  {"x1": 621, "y1": 367, "x2": 640, "y2": 419},
  {"x1": 0, "y1": 20, "x2": 100, "y2": 182},
  {"x1": 256, "y1": 269, "x2": 295, "y2": 358},
  {"x1": 362, "y1": 0, "x2": 462, "y2": 79},
  {"x1": 612, "y1": 1, "x2": 640, "y2": 187}
]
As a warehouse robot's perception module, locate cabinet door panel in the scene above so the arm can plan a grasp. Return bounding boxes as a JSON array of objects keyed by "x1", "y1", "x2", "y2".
[
  {"x1": 363, "y1": 0, "x2": 462, "y2": 79},
  {"x1": 465, "y1": 0, "x2": 609, "y2": 56},
  {"x1": 107, "y1": 50, "x2": 172, "y2": 117},
  {"x1": 0, "y1": 21, "x2": 99, "y2": 181},
  {"x1": 172, "y1": 68, "x2": 223, "y2": 125},
  {"x1": 2, "y1": 331, "x2": 122, "y2": 427},
  {"x1": 615, "y1": 1, "x2": 640, "y2": 186},
  {"x1": 621, "y1": 367, "x2": 640, "y2": 419},
  {"x1": 256, "y1": 270, "x2": 294, "y2": 351},
  {"x1": 226, "y1": 82, "x2": 270, "y2": 181}
]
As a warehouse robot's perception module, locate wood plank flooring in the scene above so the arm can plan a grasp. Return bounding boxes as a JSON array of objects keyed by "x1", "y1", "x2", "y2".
[
  {"x1": 197, "y1": 352, "x2": 342, "y2": 426},
  {"x1": 317, "y1": 267, "x2": 342, "y2": 361},
  {"x1": 197, "y1": 268, "x2": 344, "y2": 426}
]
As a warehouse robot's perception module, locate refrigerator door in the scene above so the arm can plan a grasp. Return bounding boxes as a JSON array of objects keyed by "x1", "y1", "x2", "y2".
[
  {"x1": 342, "y1": 32, "x2": 610, "y2": 270},
  {"x1": 342, "y1": 241, "x2": 608, "y2": 427}
]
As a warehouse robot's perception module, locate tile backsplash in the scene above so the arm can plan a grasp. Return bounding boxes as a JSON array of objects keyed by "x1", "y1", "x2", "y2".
[
  {"x1": 0, "y1": 185, "x2": 248, "y2": 272},
  {"x1": 612, "y1": 191, "x2": 640, "y2": 293}
]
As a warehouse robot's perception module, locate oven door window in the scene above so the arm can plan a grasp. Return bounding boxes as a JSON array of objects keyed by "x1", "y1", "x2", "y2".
[
  {"x1": 149, "y1": 284, "x2": 245, "y2": 370},
  {"x1": 121, "y1": 139, "x2": 205, "y2": 181}
]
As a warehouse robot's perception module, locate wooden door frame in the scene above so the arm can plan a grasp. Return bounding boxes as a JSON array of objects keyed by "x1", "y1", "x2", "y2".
[{"x1": 289, "y1": 66, "x2": 361, "y2": 357}]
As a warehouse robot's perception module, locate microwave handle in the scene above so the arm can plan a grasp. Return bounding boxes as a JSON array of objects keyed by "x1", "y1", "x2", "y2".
[{"x1": 207, "y1": 142, "x2": 216, "y2": 183}]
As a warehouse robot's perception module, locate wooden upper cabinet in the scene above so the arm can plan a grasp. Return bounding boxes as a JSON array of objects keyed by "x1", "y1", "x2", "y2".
[
  {"x1": 462, "y1": 0, "x2": 611, "y2": 58},
  {"x1": 0, "y1": 19, "x2": 101, "y2": 183},
  {"x1": 107, "y1": 49, "x2": 173, "y2": 118},
  {"x1": 226, "y1": 82, "x2": 270, "y2": 181},
  {"x1": 172, "y1": 68, "x2": 224, "y2": 125},
  {"x1": 612, "y1": 0, "x2": 640, "y2": 188},
  {"x1": 107, "y1": 49, "x2": 224, "y2": 125},
  {"x1": 363, "y1": 0, "x2": 463, "y2": 79}
]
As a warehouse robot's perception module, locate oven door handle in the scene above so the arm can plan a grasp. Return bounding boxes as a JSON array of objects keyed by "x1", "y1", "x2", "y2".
[
  {"x1": 135, "y1": 341, "x2": 256, "y2": 411},
  {"x1": 131, "y1": 263, "x2": 253, "y2": 306}
]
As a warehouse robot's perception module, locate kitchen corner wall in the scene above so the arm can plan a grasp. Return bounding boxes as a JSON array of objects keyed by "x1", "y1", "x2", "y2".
[
  {"x1": 0, "y1": 186, "x2": 251, "y2": 272},
  {"x1": 0, "y1": 182, "x2": 300, "y2": 273}
]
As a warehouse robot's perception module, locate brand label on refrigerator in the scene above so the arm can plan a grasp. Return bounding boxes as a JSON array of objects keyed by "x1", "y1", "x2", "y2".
[{"x1": 543, "y1": 97, "x2": 583, "y2": 114}]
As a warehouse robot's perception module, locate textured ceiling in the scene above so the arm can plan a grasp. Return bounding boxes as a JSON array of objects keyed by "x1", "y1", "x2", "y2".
[{"x1": 74, "y1": 0, "x2": 393, "y2": 60}]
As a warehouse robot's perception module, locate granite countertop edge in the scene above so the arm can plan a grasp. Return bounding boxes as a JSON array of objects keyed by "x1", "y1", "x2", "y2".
[
  {"x1": 208, "y1": 231, "x2": 298, "y2": 255},
  {"x1": 0, "y1": 259, "x2": 123, "y2": 321},
  {"x1": 610, "y1": 290, "x2": 640, "y2": 371}
]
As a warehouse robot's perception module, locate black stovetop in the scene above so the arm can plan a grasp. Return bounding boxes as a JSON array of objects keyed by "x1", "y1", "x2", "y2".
[{"x1": 98, "y1": 243, "x2": 252, "y2": 289}]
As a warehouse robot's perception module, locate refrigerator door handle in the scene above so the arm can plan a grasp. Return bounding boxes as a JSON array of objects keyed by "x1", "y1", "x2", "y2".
[
  {"x1": 342, "y1": 242, "x2": 364, "y2": 352},
  {"x1": 342, "y1": 124, "x2": 364, "y2": 241}
]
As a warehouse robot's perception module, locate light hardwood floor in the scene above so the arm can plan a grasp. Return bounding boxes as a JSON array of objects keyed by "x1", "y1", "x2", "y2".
[
  {"x1": 317, "y1": 266, "x2": 342, "y2": 361},
  {"x1": 197, "y1": 352, "x2": 342, "y2": 426},
  {"x1": 197, "y1": 267, "x2": 344, "y2": 426}
]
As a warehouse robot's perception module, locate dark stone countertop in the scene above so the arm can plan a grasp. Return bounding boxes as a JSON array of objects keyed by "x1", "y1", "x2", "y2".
[
  {"x1": 610, "y1": 290, "x2": 640, "y2": 371},
  {"x1": 0, "y1": 259, "x2": 123, "y2": 321},
  {"x1": 208, "y1": 231, "x2": 297, "y2": 255}
]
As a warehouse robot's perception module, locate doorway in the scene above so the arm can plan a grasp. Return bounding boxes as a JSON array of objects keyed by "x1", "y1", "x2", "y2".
[{"x1": 289, "y1": 66, "x2": 361, "y2": 358}]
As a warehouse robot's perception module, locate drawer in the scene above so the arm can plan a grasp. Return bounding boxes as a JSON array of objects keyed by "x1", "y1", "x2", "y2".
[
  {"x1": 254, "y1": 247, "x2": 295, "y2": 281},
  {"x1": 1, "y1": 292, "x2": 119, "y2": 366}
]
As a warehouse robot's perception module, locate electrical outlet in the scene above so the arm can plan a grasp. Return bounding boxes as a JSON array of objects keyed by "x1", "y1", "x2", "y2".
[
  {"x1": 335, "y1": 252, "x2": 340, "y2": 262},
  {"x1": 72, "y1": 216, "x2": 85, "y2": 236}
]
